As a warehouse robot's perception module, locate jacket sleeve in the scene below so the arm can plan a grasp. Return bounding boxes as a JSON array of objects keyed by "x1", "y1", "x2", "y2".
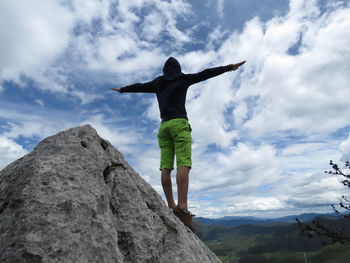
[
  {"x1": 186, "y1": 65, "x2": 233, "y2": 86},
  {"x1": 120, "y1": 80, "x2": 156, "y2": 93}
]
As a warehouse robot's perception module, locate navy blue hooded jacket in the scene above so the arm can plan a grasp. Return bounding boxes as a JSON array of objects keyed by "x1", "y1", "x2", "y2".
[{"x1": 120, "y1": 57, "x2": 233, "y2": 122}]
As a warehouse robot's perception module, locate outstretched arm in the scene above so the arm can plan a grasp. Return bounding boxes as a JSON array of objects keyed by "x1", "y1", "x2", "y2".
[
  {"x1": 187, "y1": 61, "x2": 246, "y2": 85},
  {"x1": 111, "y1": 88, "x2": 122, "y2": 92},
  {"x1": 111, "y1": 80, "x2": 156, "y2": 93},
  {"x1": 231, "y1": 61, "x2": 246, "y2": 70}
]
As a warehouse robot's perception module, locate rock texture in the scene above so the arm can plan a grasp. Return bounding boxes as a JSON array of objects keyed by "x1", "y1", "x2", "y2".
[{"x1": 0, "y1": 125, "x2": 221, "y2": 263}]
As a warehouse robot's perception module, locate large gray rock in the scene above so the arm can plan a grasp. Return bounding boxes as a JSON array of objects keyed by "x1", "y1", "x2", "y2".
[{"x1": 0, "y1": 125, "x2": 221, "y2": 263}]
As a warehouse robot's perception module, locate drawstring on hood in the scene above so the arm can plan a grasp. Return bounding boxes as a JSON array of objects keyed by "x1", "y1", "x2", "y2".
[{"x1": 162, "y1": 57, "x2": 184, "y2": 80}]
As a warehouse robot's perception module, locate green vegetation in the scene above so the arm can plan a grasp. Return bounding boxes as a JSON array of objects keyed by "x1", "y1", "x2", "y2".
[
  {"x1": 298, "y1": 161, "x2": 350, "y2": 244},
  {"x1": 194, "y1": 220, "x2": 350, "y2": 263}
]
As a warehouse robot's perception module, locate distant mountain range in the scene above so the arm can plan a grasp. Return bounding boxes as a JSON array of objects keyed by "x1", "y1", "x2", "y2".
[{"x1": 195, "y1": 213, "x2": 338, "y2": 227}]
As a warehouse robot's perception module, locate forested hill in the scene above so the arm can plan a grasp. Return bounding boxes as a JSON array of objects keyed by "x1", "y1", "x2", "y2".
[
  {"x1": 194, "y1": 216, "x2": 350, "y2": 263},
  {"x1": 195, "y1": 212, "x2": 337, "y2": 227}
]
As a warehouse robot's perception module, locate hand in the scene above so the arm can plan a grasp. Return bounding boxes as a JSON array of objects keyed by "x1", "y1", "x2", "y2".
[
  {"x1": 231, "y1": 61, "x2": 246, "y2": 70},
  {"x1": 111, "y1": 88, "x2": 122, "y2": 92}
]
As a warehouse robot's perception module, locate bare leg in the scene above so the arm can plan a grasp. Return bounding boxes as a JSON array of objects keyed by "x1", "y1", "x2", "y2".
[
  {"x1": 161, "y1": 169, "x2": 176, "y2": 209},
  {"x1": 176, "y1": 166, "x2": 190, "y2": 211}
]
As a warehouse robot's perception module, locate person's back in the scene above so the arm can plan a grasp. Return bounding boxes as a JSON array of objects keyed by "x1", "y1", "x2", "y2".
[
  {"x1": 112, "y1": 57, "x2": 245, "y2": 232},
  {"x1": 154, "y1": 57, "x2": 188, "y2": 121}
]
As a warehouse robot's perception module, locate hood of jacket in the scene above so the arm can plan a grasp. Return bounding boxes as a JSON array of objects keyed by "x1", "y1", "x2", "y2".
[{"x1": 162, "y1": 57, "x2": 184, "y2": 80}]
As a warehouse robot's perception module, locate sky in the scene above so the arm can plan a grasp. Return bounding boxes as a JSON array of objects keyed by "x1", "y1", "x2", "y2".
[{"x1": 1, "y1": 0, "x2": 350, "y2": 218}]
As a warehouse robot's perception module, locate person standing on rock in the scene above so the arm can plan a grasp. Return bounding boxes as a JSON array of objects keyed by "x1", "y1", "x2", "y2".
[{"x1": 112, "y1": 57, "x2": 245, "y2": 232}]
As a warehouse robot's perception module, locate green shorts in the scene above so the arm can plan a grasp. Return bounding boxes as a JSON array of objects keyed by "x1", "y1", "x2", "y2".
[{"x1": 157, "y1": 118, "x2": 192, "y2": 170}]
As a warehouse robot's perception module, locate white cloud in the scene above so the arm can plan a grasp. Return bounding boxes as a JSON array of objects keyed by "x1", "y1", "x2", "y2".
[
  {"x1": 144, "y1": 98, "x2": 160, "y2": 122},
  {"x1": 156, "y1": 0, "x2": 192, "y2": 43},
  {"x1": 0, "y1": 101, "x2": 76, "y2": 141},
  {"x1": 180, "y1": 50, "x2": 220, "y2": 72},
  {"x1": 3, "y1": 121, "x2": 70, "y2": 141},
  {"x1": 340, "y1": 132, "x2": 350, "y2": 163},
  {"x1": 34, "y1": 99, "x2": 44, "y2": 107},
  {"x1": 0, "y1": 136, "x2": 28, "y2": 170},
  {"x1": 224, "y1": 197, "x2": 285, "y2": 212},
  {"x1": 71, "y1": 90, "x2": 104, "y2": 105},
  {"x1": 0, "y1": 0, "x2": 74, "y2": 86},
  {"x1": 217, "y1": 0, "x2": 225, "y2": 17},
  {"x1": 281, "y1": 171, "x2": 346, "y2": 209},
  {"x1": 279, "y1": 141, "x2": 341, "y2": 175},
  {"x1": 190, "y1": 196, "x2": 285, "y2": 218},
  {"x1": 190, "y1": 142, "x2": 280, "y2": 194},
  {"x1": 72, "y1": 0, "x2": 192, "y2": 67},
  {"x1": 206, "y1": 26, "x2": 229, "y2": 50},
  {"x1": 80, "y1": 114, "x2": 146, "y2": 156},
  {"x1": 187, "y1": 76, "x2": 239, "y2": 150},
  {"x1": 231, "y1": 1, "x2": 350, "y2": 136},
  {"x1": 131, "y1": 145, "x2": 161, "y2": 185},
  {"x1": 141, "y1": 12, "x2": 164, "y2": 41},
  {"x1": 233, "y1": 102, "x2": 248, "y2": 126},
  {"x1": 0, "y1": 106, "x2": 146, "y2": 169},
  {"x1": 67, "y1": 0, "x2": 110, "y2": 24},
  {"x1": 0, "y1": 0, "x2": 195, "y2": 105}
]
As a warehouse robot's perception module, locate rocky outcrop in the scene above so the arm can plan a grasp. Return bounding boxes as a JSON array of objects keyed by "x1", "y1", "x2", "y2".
[{"x1": 0, "y1": 125, "x2": 221, "y2": 263}]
